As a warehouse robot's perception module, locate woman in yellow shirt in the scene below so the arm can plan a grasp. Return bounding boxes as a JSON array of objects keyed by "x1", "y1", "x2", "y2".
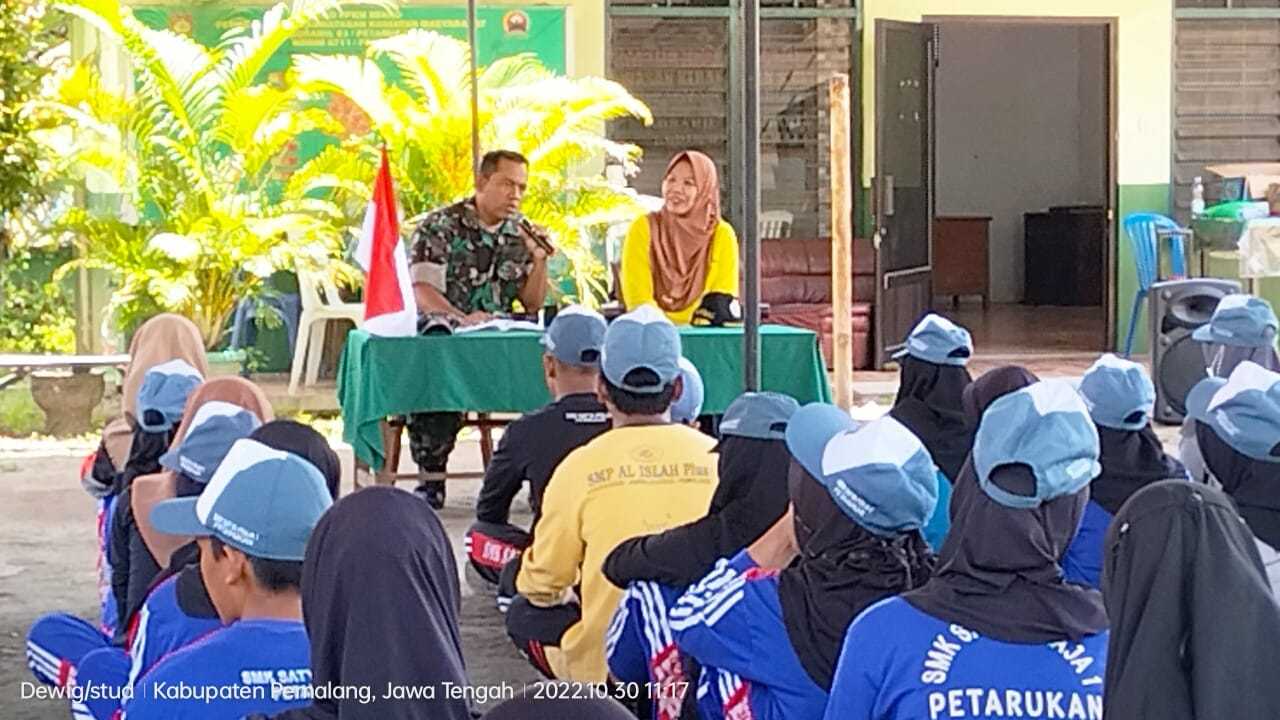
[{"x1": 620, "y1": 150, "x2": 740, "y2": 325}]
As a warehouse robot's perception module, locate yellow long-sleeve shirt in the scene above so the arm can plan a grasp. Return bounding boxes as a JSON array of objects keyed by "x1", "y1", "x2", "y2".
[
  {"x1": 516, "y1": 424, "x2": 719, "y2": 682},
  {"x1": 619, "y1": 217, "x2": 741, "y2": 325}
]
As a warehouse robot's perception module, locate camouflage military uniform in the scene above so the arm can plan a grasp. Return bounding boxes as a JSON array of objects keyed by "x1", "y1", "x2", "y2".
[{"x1": 405, "y1": 198, "x2": 547, "y2": 480}]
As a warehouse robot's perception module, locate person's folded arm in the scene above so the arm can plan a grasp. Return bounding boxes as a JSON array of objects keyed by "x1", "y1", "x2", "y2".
[
  {"x1": 603, "y1": 518, "x2": 728, "y2": 589},
  {"x1": 516, "y1": 459, "x2": 585, "y2": 606}
]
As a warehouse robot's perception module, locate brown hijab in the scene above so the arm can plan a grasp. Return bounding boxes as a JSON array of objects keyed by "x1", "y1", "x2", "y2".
[
  {"x1": 132, "y1": 377, "x2": 274, "y2": 567},
  {"x1": 647, "y1": 150, "x2": 721, "y2": 312},
  {"x1": 121, "y1": 314, "x2": 209, "y2": 421}
]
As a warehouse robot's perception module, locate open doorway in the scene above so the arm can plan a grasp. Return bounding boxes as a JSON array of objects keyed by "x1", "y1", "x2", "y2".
[{"x1": 928, "y1": 18, "x2": 1114, "y2": 361}]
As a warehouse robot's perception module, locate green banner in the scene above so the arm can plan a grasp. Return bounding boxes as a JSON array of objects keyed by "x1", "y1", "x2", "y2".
[{"x1": 133, "y1": 5, "x2": 567, "y2": 74}]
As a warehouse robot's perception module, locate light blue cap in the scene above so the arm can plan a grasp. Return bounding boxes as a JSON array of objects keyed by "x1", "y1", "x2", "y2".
[
  {"x1": 892, "y1": 313, "x2": 973, "y2": 366},
  {"x1": 158, "y1": 401, "x2": 262, "y2": 484},
  {"x1": 150, "y1": 438, "x2": 333, "y2": 561},
  {"x1": 1078, "y1": 353, "x2": 1156, "y2": 431},
  {"x1": 786, "y1": 404, "x2": 939, "y2": 535},
  {"x1": 135, "y1": 359, "x2": 203, "y2": 433},
  {"x1": 1192, "y1": 294, "x2": 1278, "y2": 348},
  {"x1": 671, "y1": 357, "x2": 705, "y2": 423},
  {"x1": 718, "y1": 392, "x2": 800, "y2": 441},
  {"x1": 601, "y1": 305, "x2": 682, "y2": 395},
  {"x1": 974, "y1": 380, "x2": 1101, "y2": 509},
  {"x1": 1185, "y1": 361, "x2": 1280, "y2": 462},
  {"x1": 541, "y1": 305, "x2": 606, "y2": 367}
]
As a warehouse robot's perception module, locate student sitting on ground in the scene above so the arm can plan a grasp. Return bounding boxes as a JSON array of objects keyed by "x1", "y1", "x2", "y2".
[
  {"x1": 824, "y1": 380, "x2": 1109, "y2": 720},
  {"x1": 603, "y1": 392, "x2": 798, "y2": 719},
  {"x1": 889, "y1": 313, "x2": 974, "y2": 549},
  {"x1": 1102, "y1": 480, "x2": 1280, "y2": 719},
  {"x1": 510, "y1": 305, "x2": 719, "y2": 682},
  {"x1": 467, "y1": 306, "x2": 611, "y2": 603},
  {"x1": 122, "y1": 438, "x2": 332, "y2": 720},
  {"x1": 670, "y1": 357, "x2": 705, "y2": 427},
  {"x1": 250, "y1": 486, "x2": 472, "y2": 720},
  {"x1": 661, "y1": 407, "x2": 937, "y2": 720},
  {"x1": 114, "y1": 378, "x2": 272, "y2": 633},
  {"x1": 1181, "y1": 361, "x2": 1280, "y2": 594},
  {"x1": 1062, "y1": 354, "x2": 1186, "y2": 589},
  {"x1": 1196, "y1": 293, "x2": 1280, "y2": 377},
  {"x1": 24, "y1": 385, "x2": 255, "y2": 713},
  {"x1": 82, "y1": 314, "x2": 209, "y2": 638},
  {"x1": 57, "y1": 421, "x2": 345, "y2": 720}
]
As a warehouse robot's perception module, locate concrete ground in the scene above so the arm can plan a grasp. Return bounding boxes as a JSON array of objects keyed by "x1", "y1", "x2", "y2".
[{"x1": 0, "y1": 434, "x2": 540, "y2": 720}]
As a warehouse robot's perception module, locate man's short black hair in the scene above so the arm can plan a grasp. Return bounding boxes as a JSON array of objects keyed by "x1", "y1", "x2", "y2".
[
  {"x1": 603, "y1": 369, "x2": 677, "y2": 415},
  {"x1": 480, "y1": 150, "x2": 528, "y2": 177},
  {"x1": 209, "y1": 537, "x2": 303, "y2": 593}
]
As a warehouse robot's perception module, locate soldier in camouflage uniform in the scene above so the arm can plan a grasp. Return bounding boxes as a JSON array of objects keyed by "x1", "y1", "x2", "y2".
[{"x1": 407, "y1": 150, "x2": 551, "y2": 508}]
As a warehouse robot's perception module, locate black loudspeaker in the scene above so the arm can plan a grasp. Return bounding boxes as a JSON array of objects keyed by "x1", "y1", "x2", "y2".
[{"x1": 1150, "y1": 278, "x2": 1242, "y2": 424}]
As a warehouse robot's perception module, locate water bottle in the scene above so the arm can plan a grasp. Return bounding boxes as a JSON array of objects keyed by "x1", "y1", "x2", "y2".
[{"x1": 1191, "y1": 176, "x2": 1206, "y2": 216}]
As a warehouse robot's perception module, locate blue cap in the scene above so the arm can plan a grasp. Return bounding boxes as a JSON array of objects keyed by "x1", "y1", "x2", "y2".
[
  {"x1": 671, "y1": 357, "x2": 705, "y2": 423},
  {"x1": 1192, "y1": 294, "x2": 1278, "y2": 348},
  {"x1": 892, "y1": 313, "x2": 973, "y2": 366},
  {"x1": 135, "y1": 359, "x2": 203, "y2": 433},
  {"x1": 718, "y1": 392, "x2": 801, "y2": 441},
  {"x1": 1078, "y1": 353, "x2": 1156, "y2": 430},
  {"x1": 601, "y1": 305, "x2": 682, "y2": 395},
  {"x1": 541, "y1": 305, "x2": 607, "y2": 367},
  {"x1": 974, "y1": 380, "x2": 1101, "y2": 509},
  {"x1": 1185, "y1": 361, "x2": 1280, "y2": 462},
  {"x1": 788, "y1": 405, "x2": 939, "y2": 535},
  {"x1": 158, "y1": 401, "x2": 262, "y2": 483},
  {"x1": 150, "y1": 438, "x2": 332, "y2": 561}
]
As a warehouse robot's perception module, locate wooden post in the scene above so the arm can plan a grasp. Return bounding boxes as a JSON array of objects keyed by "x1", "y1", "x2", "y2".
[{"x1": 830, "y1": 74, "x2": 854, "y2": 411}]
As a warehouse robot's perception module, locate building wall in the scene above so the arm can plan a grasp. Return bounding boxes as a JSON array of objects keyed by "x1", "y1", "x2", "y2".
[{"x1": 860, "y1": 0, "x2": 1176, "y2": 349}]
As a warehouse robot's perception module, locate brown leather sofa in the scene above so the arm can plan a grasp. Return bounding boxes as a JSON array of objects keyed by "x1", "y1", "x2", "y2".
[{"x1": 762, "y1": 237, "x2": 874, "y2": 370}]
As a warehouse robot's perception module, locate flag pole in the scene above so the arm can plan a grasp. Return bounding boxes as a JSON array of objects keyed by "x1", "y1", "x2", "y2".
[{"x1": 468, "y1": 0, "x2": 481, "y2": 181}]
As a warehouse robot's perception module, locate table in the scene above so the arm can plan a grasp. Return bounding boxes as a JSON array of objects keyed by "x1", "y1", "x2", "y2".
[
  {"x1": 338, "y1": 325, "x2": 832, "y2": 471},
  {"x1": 933, "y1": 216, "x2": 990, "y2": 307}
]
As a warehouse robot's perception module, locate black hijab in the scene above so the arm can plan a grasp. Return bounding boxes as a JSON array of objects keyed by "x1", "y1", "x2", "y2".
[
  {"x1": 1103, "y1": 480, "x2": 1280, "y2": 719},
  {"x1": 267, "y1": 487, "x2": 469, "y2": 720},
  {"x1": 904, "y1": 462, "x2": 1108, "y2": 644},
  {"x1": 251, "y1": 420, "x2": 342, "y2": 500},
  {"x1": 962, "y1": 365, "x2": 1039, "y2": 427},
  {"x1": 603, "y1": 435, "x2": 792, "y2": 589},
  {"x1": 778, "y1": 460, "x2": 934, "y2": 690},
  {"x1": 891, "y1": 355, "x2": 973, "y2": 481},
  {"x1": 1091, "y1": 425, "x2": 1186, "y2": 515},
  {"x1": 1196, "y1": 421, "x2": 1280, "y2": 549}
]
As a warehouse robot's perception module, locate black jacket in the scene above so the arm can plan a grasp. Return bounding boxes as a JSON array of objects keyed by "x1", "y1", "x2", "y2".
[{"x1": 475, "y1": 393, "x2": 609, "y2": 526}]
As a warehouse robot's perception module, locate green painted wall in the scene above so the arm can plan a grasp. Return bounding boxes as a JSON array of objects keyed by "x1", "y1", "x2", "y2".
[{"x1": 1115, "y1": 183, "x2": 1171, "y2": 354}]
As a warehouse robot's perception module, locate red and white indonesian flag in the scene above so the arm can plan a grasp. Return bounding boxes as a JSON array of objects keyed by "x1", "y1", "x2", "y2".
[{"x1": 355, "y1": 148, "x2": 416, "y2": 337}]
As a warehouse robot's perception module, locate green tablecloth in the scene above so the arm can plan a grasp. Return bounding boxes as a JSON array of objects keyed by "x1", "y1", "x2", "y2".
[{"x1": 338, "y1": 325, "x2": 832, "y2": 470}]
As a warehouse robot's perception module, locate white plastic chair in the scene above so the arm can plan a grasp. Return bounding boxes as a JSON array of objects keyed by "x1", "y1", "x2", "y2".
[
  {"x1": 289, "y1": 266, "x2": 364, "y2": 395},
  {"x1": 760, "y1": 210, "x2": 794, "y2": 239}
]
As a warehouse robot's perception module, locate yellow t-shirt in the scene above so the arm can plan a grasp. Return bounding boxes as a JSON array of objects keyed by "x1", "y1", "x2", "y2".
[
  {"x1": 516, "y1": 424, "x2": 720, "y2": 682},
  {"x1": 619, "y1": 217, "x2": 741, "y2": 325}
]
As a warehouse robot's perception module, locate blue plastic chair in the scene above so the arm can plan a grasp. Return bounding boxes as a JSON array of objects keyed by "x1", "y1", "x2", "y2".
[{"x1": 1122, "y1": 213, "x2": 1189, "y2": 357}]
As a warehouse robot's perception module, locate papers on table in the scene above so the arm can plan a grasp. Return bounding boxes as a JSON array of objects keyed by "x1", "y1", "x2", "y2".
[{"x1": 453, "y1": 318, "x2": 545, "y2": 334}]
